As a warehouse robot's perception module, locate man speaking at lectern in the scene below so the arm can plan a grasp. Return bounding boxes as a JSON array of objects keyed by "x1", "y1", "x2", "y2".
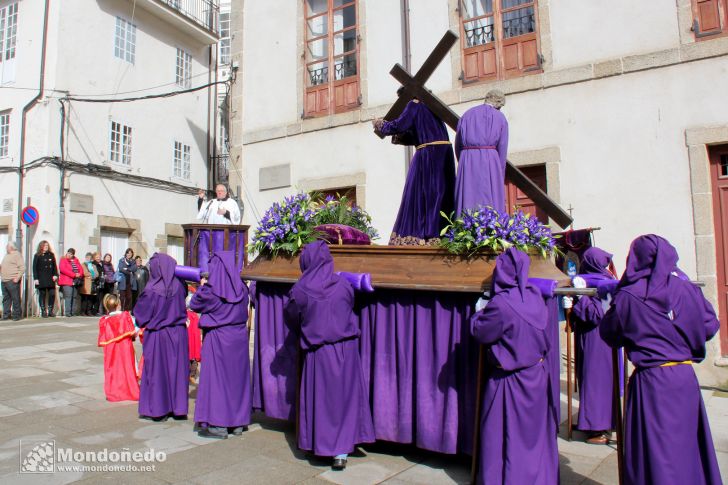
[{"x1": 197, "y1": 184, "x2": 241, "y2": 225}]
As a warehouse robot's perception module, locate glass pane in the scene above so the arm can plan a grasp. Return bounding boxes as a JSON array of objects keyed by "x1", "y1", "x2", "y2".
[
  {"x1": 502, "y1": 6, "x2": 535, "y2": 39},
  {"x1": 334, "y1": 0, "x2": 353, "y2": 7},
  {"x1": 721, "y1": 154, "x2": 728, "y2": 177},
  {"x1": 464, "y1": 17, "x2": 495, "y2": 47},
  {"x1": 333, "y1": 29, "x2": 356, "y2": 55},
  {"x1": 307, "y1": 61, "x2": 329, "y2": 86},
  {"x1": 461, "y1": 0, "x2": 493, "y2": 20},
  {"x1": 501, "y1": 0, "x2": 531, "y2": 8},
  {"x1": 334, "y1": 53, "x2": 356, "y2": 80},
  {"x1": 306, "y1": 38, "x2": 328, "y2": 62},
  {"x1": 333, "y1": 5, "x2": 356, "y2": 31},
  {"x1": 306, "y1": 0, "x2": 327, "y2": 16},
  {"x1": 307, "y1": 14, "x2": 327, "y2": 38}
]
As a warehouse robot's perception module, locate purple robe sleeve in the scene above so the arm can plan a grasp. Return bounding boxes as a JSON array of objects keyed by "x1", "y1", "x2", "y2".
[
  {"x1": 572, "y1": 295, "x2": 604, "y2": 329},
  {"x1": 380, "y1": 101, "x2": 417, "y2": 136},
  {"x1": 283, "y1": 294, "x2": 301, "y2": 330},
  {"x1": 132, "y1": 291, "x2": 156, "y2": 329},
  {"x1": 470, "y1": 299, "x2": 506, "y2": 345},
  {"x1": 189, "y1": 285, "x2": 217, "y2": 314},
  {"x1": 497, "y1": 117, "x2": 509, "y2": 167},
  {"x1": 692, "y1": 284, "x2": 720, "y2": 340},
  {"x1": 599, "y1": 298, "x2": 625, "y2": 348}
]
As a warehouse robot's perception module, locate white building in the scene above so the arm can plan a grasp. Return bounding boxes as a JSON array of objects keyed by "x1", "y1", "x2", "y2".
[
  {"x1": 0, "y1": 0, "x2": 221, "y2": 272},
  {"x1": 233, "y1": 0, "x2": 728, "y2": 383}
]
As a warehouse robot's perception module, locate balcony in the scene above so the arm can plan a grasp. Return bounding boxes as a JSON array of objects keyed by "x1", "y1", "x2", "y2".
[{"x1": 131, "y1": 0, "x2": 220, "y2": 45}]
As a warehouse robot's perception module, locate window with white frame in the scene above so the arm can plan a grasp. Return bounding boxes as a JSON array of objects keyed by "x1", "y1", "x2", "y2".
[
  {"x1": 219, "y1": 12, "x2": 230, "y2": 65},
  {"x1": 173, "y1": 141, "x2": 191, "y2": 179},
  {"x1": 0, "y1": 111, "x2": 9, "y2": 158},
  {"x1": 0, "y1": 2, "x2": 19, "y2": 84},
  {"x1": 114, "y1": 17, "x2": 136, "y2": 64},
  {"x1": 176, "y1": 48, "x2": 192, "y2": 88},
  {"x1": 109, "y1": 121, "x2": 132, "y2": 165}
]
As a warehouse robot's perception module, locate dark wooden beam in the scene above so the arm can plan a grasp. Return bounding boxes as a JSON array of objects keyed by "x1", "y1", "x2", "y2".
[
  {"x1": 383, "y1": 30, "x2": 459, "y2": 123},
  {"x1": 389, "y1": 64, "x2": 573, "y2": 228}
]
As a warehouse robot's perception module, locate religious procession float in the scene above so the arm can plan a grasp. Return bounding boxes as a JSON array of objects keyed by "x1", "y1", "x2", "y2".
[{"x1": 237, "y1": 191, "x2": 567, "y2": 457}]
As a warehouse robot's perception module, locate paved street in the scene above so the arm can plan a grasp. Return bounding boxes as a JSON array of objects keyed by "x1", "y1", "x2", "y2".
[{"x1": 0, "y1": 316, "x2": 726, "y2": 484}]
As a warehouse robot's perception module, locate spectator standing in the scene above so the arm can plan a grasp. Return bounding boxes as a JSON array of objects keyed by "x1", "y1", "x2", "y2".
[
  {"x1": 33, "y1": 240, "x2": 58, "y2": 318},
  {"x1": 1, "y1": 242, "x2": 25, "y2": 321},
  {"x1": 100, "y1": 253, "x2": 116, "y2": 312},
  {"x1": 133, "y1": 256, "x2": 150, "y2": 308},
  {"x1": 118, "y1": 249, "x2": 137, "y2": 311},
  {"x1": 80, "y1": 252, "x2": 100, "y2": 316},
  {"x1": 91, "y1": 253, "x2": 104, "y2": 316},
  {"x1": 59, "y1": 248, "x2": 83, "y2": 317}
]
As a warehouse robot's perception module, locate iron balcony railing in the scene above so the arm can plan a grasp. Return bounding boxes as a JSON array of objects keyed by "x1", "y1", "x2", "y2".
[
  {"x1": 211, "y1": 154, "x2": 229, "y2": 184},
  {"x1": 158, "y1": 0, "x2": 220, "y2": 34}
]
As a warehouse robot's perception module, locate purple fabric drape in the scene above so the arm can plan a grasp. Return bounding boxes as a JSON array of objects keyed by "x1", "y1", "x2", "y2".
[{"x1": 253, "y1": 282, "x2": 568, "y2": 455}]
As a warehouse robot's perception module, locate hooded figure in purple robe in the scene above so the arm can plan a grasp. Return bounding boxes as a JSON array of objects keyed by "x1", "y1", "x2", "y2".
[
  {"x1": 572, "y1": 247, "x2": 617, "y2": 443},
  {"x1": 374, "y1": 100, "x2": 456, "y2": 245},
  {"x1": 600, "y1": 235, "x2": 722, "y2": 485},
  {"x1": 133, "y1": 252, "x2": 189, "y2": 420},
  {"x1": 284, "y1": 241, "x2": 375, "y2": 470},
  {"x1": 454, "y1": 90, "x2": 509, "y2": 215},
  {"x1": 470, "y1": 248, "x2": 558, "y2": 485},
  {"x1": 189, "y1": 251, "x2": 251, "y2": 439}
]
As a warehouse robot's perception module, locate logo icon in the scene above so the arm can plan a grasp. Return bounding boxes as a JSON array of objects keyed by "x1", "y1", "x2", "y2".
[{"x1": 20, "y1": 440, "x2": 55, "y2": 474}]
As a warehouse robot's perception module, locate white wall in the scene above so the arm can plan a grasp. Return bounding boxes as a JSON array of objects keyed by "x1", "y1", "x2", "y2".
[
  {"x1": 241, "y1": 0, "x2": 299, "y2": 132},
  {"x1": 549, "y1": 0, "x2": 680, "y2": 69}
]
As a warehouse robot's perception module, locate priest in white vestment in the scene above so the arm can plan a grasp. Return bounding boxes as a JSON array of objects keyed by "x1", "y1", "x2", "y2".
[{"x1": 196, "y1": 184, "x2": 241, "y2": 225}]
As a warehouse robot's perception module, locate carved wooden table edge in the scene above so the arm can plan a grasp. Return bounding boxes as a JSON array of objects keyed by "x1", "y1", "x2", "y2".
[{"x1": 241, "y1": 244, "x2": 569, "y2": 293}]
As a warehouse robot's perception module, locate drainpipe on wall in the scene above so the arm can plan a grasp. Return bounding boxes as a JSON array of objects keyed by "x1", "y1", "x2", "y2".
[
  {"x1": 400, "y1": 0, "x2": 413, "y2": 172},
  {"x1": 16, "y1": 0, "x2": 51, "y2": 249},
  {"x1": 206, "y1": 45, "x2": 213, "y2": 192}
]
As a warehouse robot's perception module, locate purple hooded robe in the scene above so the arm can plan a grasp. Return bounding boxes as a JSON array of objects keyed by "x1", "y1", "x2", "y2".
[
  {"x1": 470, "y1": 248, "x2": 558, "y2": 485},
  {"x1": 600, "y1": 235, "x2": 722, "y2": 485},
  {"x1": 379, "y1": 100, "x2": 456, "y2": 244},
  {"x1": 572, "y1": 247, "x2": 617, "y2": 432},
  {"x1": 190, "y1": 251, "x2": 251, "y2": 428},
  {"x1": 284, "y1": 241, "x2": 375, "y2": 456},
  {"x1": 454, "y1": 103, "x2": 509, "y2": 215},
  {"x1": 133, "y1": 253, "x2": 189, "y2": 418}
]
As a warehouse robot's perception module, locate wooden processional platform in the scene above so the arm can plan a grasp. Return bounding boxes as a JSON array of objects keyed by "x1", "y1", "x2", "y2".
[{"x1": 241, "y1": 244, "x2": 570, "y2": 292}]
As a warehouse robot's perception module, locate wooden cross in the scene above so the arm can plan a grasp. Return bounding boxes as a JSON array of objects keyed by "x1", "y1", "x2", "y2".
[{"x1": 383, "y1": 30, "x2": 573, "y2": 229}]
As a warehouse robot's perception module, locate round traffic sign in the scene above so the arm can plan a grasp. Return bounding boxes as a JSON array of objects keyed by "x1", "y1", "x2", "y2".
[{"x1": 21, "y1": 206, "x2": 39, "y2": 226}]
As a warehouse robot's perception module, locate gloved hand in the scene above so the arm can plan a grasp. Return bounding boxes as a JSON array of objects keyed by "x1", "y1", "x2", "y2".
[
  {"x1": 600, "y1": 293, "x2": 613, "y2": 313},
  {"x1": 572, "y1": 276, "x2": 587, "y2": 289},
  {"x1": 562, "y1": 296, "x2": 573, "y2": 309},
  {"x1": 475, "y1": 291, "x2": 492, "y2": 312}
]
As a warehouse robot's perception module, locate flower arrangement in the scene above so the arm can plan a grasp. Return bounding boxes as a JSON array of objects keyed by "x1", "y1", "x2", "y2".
[
  {"x1": 249, "y1": 193, "x2": 319, "y2": 257},
  {"x1": 440, "y1": 206, "x2": 558, "y2": 257},
  {"x1": 250, "y1": 193, "x2": 379, "y2": 256},
  {"x1": 313, "y1": 194, "x2": 379, "y2": 239}
]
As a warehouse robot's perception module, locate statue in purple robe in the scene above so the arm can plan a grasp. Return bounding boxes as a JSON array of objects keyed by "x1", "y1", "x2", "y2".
[
  {"x1": 284, "y1": 241, "x2": 374, "y2": 470},
  {"x1": 133, "y1": 253, "x2": 189, "y2": 420},
  {"x1": 600, "y1": 235, "x2": 722, "y2": 485},
  {"x1": 454, "y1": 89, "x2": 509, "y2": 215},
  {"x1": 470, "y1": 248, "x2": 558, "y2": 485},
  {"x1": 373, "y1": 99, "x2": 455, "y2": 246},
  {"x1": 571, "y1": 247, "x2": 617, "y2": 444},
  {"x1": 189, "y1": 251, "x2": 251, "y2": 439}
]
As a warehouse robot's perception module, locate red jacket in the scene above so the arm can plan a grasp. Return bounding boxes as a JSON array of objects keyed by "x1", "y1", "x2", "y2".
[{"x1": 58, "y1": 257, "x2": 82, "y2": 287}]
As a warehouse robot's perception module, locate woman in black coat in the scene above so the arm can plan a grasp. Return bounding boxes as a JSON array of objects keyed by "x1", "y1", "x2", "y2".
[{"x1": 33, "y1": 240, "x2": 59, "y2": 318}]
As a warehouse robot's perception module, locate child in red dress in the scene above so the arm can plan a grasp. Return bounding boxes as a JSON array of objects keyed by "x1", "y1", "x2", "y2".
[
  {"x1": 186, "y1": 289, "x2": 202, "y2": 384},
  {"x1": 98, "y1": 294, "x2": 140, "y2": 401}
]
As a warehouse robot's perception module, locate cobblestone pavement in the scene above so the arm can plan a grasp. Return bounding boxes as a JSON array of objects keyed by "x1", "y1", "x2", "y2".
[{"x1": 0, "y1": 316, "x2": 726, "y2": 484}]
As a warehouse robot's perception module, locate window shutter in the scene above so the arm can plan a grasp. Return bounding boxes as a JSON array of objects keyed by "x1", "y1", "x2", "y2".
[
  {"x1": 463, "y1": 45, "x2": 498, "y2": 82},
  {"x1": 502, "y1": 35, "x2": 539, "y2": 77},
  {"x1": 333, "y1": 78, "x2": 359, "y2": 112},
  {"x1": 695, "y1": 0, "x2": 723, "y2": 35}
]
